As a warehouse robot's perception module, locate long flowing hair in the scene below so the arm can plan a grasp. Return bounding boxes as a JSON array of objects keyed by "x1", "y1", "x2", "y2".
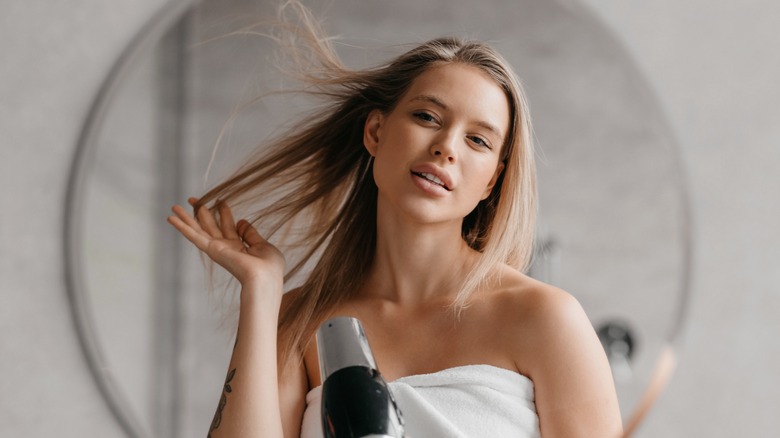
[{"x1": 195, "y1": 1, "x2": 537, "y2": 372}]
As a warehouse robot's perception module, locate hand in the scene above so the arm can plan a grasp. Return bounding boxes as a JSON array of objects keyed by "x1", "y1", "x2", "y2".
[{"x1": 167, "y1": 197, "x2": 286, "y2": 289}]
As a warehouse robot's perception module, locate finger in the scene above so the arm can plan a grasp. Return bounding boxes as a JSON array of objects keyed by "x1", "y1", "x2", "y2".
[
  {"x1": 194, "y1": 201, "x2": 224, "y2": 239},
  {"x1": 237, "y1": 220, "x2": 267, "y2": 247},
  {"x1": 171, "y1": 204, "x2": 205, "y2": 234},
  {"x1": 167, "y1": 214, "x2": 211, "y2": 251},
  {"x1": 218, "y1": 202, "x2": 239, "y2": 240},
  {"x1": 184, "y1": 197, "x2": 212, "y2": 233}
]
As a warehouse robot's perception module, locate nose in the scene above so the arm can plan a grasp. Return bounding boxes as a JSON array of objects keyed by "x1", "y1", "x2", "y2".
[{"x1": 430, "y1": 130, "x2": 457, "y2": 163}]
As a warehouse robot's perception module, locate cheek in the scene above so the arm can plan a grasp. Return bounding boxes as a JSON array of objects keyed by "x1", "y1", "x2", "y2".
[
  {"x1": 371, "y1": 148, "x2": 400, "y2": 191},
  {"x1": 372, "y1": 131, "x2": 415, "y2": 179},
  {"x1": 468, "y1": 160, "x2": 501, "y2": 190}
]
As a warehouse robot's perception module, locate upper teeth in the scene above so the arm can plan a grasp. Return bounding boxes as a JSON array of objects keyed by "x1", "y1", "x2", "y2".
[{"x1": 420, "y1": 172, "x2": 445, "y2": 188}]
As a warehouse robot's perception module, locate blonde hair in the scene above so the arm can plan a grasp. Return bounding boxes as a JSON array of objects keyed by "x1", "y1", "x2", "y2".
[{"x1": 196, "y1": 1, "x2": 536, "y2": 371}]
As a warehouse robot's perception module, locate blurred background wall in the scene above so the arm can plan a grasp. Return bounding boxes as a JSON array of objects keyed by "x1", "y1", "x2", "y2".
[
  {"x1": 1, "y1": 0, "x2": 778, "y2": 437},
  {"x1": 576, "y1": 1, "x2": 780, "y2": 436}
]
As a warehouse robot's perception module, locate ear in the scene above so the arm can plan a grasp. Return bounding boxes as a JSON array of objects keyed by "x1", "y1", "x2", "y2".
[
  {"x1": 363, "y1": 109, "x2": 384, "y2": 157},
  {"x1": 481, "y1": 162, "x2": 505, "y2": 200}
]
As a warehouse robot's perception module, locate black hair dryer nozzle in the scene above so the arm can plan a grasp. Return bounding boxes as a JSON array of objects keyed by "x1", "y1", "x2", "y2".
[{"x1": 317, "y1": 317, "x2": 405, "y2": 438}]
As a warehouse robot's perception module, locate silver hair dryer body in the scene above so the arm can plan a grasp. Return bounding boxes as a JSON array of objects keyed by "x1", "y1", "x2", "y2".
[{"x1": 316, "y1": 317, "x2": 405, "y2": 438}]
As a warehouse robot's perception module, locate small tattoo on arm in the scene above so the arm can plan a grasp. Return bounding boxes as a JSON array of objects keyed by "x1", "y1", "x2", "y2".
[{"x1": 208, "y1": 368, "x2": 236, "y2": 437}]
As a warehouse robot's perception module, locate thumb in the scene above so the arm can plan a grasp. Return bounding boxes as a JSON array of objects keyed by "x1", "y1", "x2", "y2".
[{"x1": 237, "y1": 220, "x2": 267, "y2": 247}]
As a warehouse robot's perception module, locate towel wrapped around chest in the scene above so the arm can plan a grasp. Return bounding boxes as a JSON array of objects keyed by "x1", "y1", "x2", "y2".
[{"x1": 300, "y1": 364, "x2": 540, "y2": 438}]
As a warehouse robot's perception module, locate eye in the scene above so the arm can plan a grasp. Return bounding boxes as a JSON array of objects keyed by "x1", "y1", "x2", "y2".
[
  {"x1": 413, "y1": 111, "x2": 438, "y2": 124},
  {"x1": 468, "y1": 135, "x2": 492, "y2": 149}
]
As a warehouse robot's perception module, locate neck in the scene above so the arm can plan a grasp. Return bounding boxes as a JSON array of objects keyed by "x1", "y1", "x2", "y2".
[{"x1": 362, "y1": 199, "x2": 477, "y2": 307}]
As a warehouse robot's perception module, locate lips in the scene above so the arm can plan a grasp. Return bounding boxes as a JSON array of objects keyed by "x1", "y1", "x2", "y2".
[
  {"x1": 410, "y1": 164, "x2": 453, "y2": 191},
  {"x1": 413, "y1": 172, "x2": 449, "y2": 190}
]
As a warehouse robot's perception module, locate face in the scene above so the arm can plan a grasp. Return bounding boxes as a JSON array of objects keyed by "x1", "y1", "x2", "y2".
[{"x1": 363, "y1": 62, "x2": 510, "y2": 226}]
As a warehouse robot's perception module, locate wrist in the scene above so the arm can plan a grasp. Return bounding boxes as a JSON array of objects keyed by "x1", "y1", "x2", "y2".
[{"x1": 239, "y1": 277, "x2": 283, "y2": 309}]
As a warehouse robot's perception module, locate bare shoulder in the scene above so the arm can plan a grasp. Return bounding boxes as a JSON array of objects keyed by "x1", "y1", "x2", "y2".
[
  {"x1": 485, "y1": 265, "x2": 602, "y2": 372},
  {"x1": 487, "y1": 265, "x2": 623, "y2": 437},
  {"x1": 485, "y1": 265, "x2": 589, "y2": 342}
]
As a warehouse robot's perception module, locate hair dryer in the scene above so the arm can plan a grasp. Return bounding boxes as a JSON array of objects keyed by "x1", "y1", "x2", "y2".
[{"x1": 316, "y1": 316, "x2": 405, "y2": 438}]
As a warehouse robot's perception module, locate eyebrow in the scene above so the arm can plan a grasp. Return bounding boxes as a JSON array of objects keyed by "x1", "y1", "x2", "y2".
[{"x1": 409, "y1": 94, "x2": 504, "y2": 139}]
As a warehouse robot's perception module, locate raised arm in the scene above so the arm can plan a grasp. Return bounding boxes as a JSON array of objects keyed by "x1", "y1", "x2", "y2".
[{"x1": 168, "y1": 199, "x2": 307, "y2": 438}]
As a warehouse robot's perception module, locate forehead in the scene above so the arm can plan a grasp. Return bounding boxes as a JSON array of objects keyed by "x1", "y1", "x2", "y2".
[{"x1": 401, "y1": 63, "x2": 510, "y2": 137}]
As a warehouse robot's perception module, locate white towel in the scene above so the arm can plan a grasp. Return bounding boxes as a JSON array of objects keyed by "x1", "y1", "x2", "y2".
[{"x1": 300, "y1": 364, "x2": 540, "y2": 438}]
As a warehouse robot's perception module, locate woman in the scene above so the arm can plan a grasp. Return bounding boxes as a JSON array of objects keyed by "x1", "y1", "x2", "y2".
[{"x1": 168, "y1": 2, "x2": 622, "y2": 437}]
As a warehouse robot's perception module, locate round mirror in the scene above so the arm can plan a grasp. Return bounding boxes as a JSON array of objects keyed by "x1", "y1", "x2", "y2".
[{"x1": 66, "y1": 0, "x2": 691, "y2": 436}]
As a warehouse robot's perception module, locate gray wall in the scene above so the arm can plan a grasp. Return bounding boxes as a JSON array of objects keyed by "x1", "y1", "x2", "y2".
[
  {"x1": 578, "y1": 1, "x2": 780, "y2": 436},
  {"x1": 0, "y1": 2, "x2": 167, "y2": 436},
  {"x1": 1, "y1": 1, "x2": 778, "y2": 437}
]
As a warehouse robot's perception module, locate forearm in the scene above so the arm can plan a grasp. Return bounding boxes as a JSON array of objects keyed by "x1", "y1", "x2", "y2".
[
  {"x1": 208, "y1": 282, "x2": 285, "y2": 438},
  {"x1": 167, "y1": 200, "x2": 292, "y2": 436}
]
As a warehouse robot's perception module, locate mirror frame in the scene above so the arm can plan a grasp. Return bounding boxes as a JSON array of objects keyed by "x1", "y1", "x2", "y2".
[{"x1": 64, "y1": 2, "x2": 197, "y2": 437}]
